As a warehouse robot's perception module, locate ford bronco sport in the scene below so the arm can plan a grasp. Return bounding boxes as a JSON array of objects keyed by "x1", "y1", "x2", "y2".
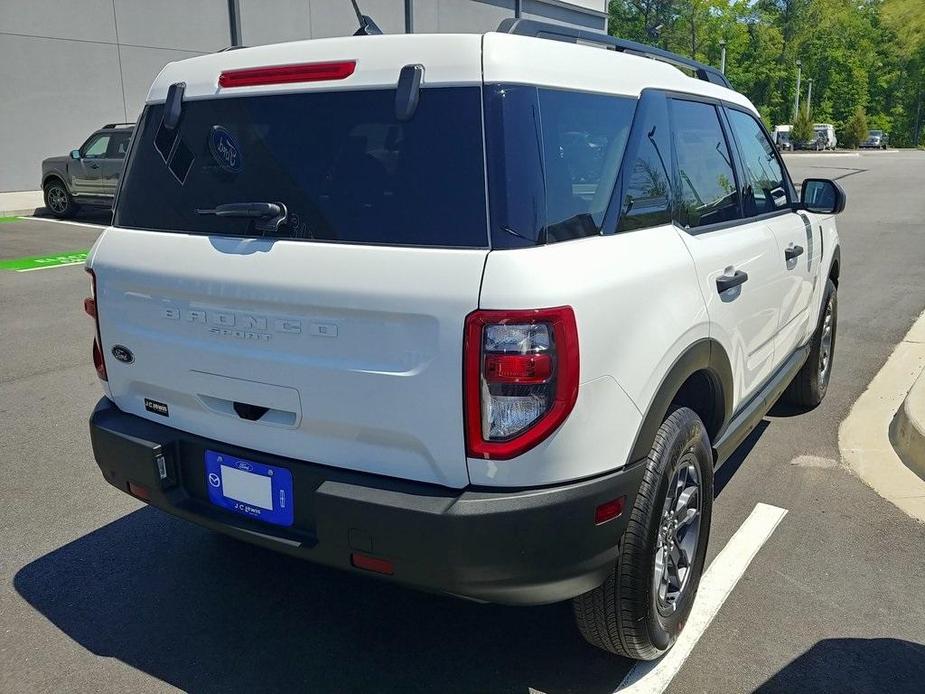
[
  {"x1": 86, "y1": 19, "x2": 844, "y2": 660},
  {"x1": 42, "y1": 123, "x2": 134, "y2": 218}
]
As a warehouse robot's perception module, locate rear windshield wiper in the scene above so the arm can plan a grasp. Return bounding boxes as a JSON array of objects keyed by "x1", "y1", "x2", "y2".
[{"x1": 195, "y1": 202, "x2": 288, "y2": 234}]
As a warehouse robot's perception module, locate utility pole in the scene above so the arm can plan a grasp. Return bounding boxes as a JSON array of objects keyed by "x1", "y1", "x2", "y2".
[
  {"x1": 719, "y1": 40, "x2": 726, "y2": 74},
  {"x1": 806, "y1": 78, "x2": 813, "y2": 116},
  {"x1": 404, "y1": 0, "x2": 413, "y2": 33},
  {"x1": 793, "y1": 60, "x2": 802, "y2": 121}
]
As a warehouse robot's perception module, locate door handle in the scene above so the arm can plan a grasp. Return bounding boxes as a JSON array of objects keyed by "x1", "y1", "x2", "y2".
[
  {"x1": 716, "y1": 270, "x2": 748, "y2": 293},
  {"x1": 87, "y1": 162, "x2": 100, "y2": 169},
  {"x1": 785, "y1": 245, "x2": 804, "y2": 261}
]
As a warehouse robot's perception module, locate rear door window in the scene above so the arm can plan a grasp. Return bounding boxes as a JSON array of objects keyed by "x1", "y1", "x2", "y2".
[
  {"x1": 115, "y1": 88, "x2": 487, "y2": 247},
  {"x1": 669, "y1": 99, "x2": 741, "y2": 229}
]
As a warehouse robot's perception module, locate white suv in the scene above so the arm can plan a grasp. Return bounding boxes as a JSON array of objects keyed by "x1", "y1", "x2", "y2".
[{"x1": 86, "y1": 19, "x2": 844, "y2": 660}]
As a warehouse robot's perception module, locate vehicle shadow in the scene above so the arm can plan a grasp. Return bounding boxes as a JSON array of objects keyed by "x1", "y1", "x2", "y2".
[
  {"x1": 714, "y1": 419, "x2": 769, "y2": 496},
  {"x1": 32, "y1": 207, "x2": 113, "y2": 225},
  {"x1": 756, "y1": 637, "x2": 925, "y2": 693},
  {"x1": 14, "y1": 507, "x2": 632, "y2": 694}
]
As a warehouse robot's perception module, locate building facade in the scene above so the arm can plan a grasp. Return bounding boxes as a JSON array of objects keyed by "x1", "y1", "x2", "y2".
[{"x1": 0, "y1": 0, "x2": 607, "y2": 193}]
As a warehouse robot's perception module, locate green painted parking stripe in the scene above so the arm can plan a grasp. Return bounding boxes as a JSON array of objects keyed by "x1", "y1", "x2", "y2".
[
  {"x1": 0, "y1": 250, "x2": 89, "y2": 272},
  {"x1": 0, "y1": 216, "x2": 21, "y2": 223}
]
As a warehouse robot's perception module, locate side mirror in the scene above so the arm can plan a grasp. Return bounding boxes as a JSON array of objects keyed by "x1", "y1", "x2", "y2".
[
  {"x1": 70, "y1": 149, "x2": 81, "y2": 160},
  {"x1": 800, "y1": 178, "x2": 846, "y2": 215}
]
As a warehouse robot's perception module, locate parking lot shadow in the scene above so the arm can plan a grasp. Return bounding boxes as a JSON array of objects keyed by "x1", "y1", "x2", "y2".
[
  {"x1": 757, "y1": 637, "x2": 925, "y2": 693},
  {"x1": 14, "y1": 507, "x2": 631, "y2": 693}
]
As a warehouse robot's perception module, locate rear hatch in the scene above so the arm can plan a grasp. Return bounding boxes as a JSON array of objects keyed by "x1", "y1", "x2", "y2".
[{"x1": 90, "y1": 36, "x2": 487, "y2": 488}]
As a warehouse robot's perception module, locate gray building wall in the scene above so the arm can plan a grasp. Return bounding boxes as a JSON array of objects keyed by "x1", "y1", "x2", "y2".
[{"x1": 0, "y1": 0, "x2": 606, "y2": 193}]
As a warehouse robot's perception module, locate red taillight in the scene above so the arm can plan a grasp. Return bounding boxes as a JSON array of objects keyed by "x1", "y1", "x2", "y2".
[
  {"x1": 127, "y1": 481, "x2": 150, "y2": 501},
  {"x1": 484, "y1": 353, "x2": 552, "y2": 384},
  {"x1": 85, "y1": 268, "x2": 107, "y2": 381},
  {"x1": 464, "y1": 306, "x2": 579, "y2": 460},
  {"x1": 351, "y1": 552, "x2": 394, "y2": 575},
  {"x1": 218, "y1": 60, "x2": 356, "y2": 88},
  {"x1": 595, "y1": 497, "x2": 625, "y2": 525}
]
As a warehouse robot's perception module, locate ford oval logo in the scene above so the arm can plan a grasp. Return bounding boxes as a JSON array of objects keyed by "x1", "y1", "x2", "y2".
[
  {"x1": 209, "y1": 125, "x2": 242, "y2": 173},
  {"x1": 111, "y1": 345, "x2": 134, "y2": 364}
]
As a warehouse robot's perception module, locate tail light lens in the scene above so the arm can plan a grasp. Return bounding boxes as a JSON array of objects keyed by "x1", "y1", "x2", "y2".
[
  {"x1": 465, "y1": 307, "x2": 579, "y2": 459},
  {"x1": 218, "y1": 60, "x2": 356, "y2": 88},
  {"x1": 84, "y1": 268, "x2": 107, "y2": 381}
]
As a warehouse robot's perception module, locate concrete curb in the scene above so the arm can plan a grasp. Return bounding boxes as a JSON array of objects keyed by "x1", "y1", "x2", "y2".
[
  {"x1": 892, "y1": 371, "x2": 925, "y2": 481},
  {"x1": 839, "y1": 311, "x2": 925, "y2": 523},
  {"x1": 0, "y1": 190, "x2": 44, "y2": 218},
  {"x1": 0, "y1": 208, "x2": 42, "y2": 218}
]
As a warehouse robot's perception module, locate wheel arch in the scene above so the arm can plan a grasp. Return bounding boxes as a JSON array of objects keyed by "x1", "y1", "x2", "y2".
[
  {"x1": 42, "y1": 172, "x2": 70, "y2": 193},
  {"x1": 828, "y1": 245, "x2": 840, "y2": 287},
  {"x1": 627, "y1": 339, "x2": 733, "y2": 465}
]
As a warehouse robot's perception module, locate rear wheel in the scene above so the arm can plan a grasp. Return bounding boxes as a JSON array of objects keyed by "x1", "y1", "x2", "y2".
[
  {"x1": 784, "y1": 279, "x2": 837, "y2": 408},
  {"x1": 43, "y1": 179, "x2": 77, "y2": 218},
  {"x1": 573, "y1": 407, "x2": 713, "y2": 660}
]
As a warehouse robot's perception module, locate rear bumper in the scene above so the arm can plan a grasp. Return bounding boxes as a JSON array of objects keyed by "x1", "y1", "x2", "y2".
[{"x1": 89, "y1": 398, "x2": 645, "y2": 605}]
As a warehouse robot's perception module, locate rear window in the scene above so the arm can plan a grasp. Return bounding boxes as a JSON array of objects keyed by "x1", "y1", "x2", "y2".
[{"x1": 115, "y1": 87, "x2": 488, "y2": 247}]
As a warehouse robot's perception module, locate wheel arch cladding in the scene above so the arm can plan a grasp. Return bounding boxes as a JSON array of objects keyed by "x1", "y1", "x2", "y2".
[
  {"x1": 627, "y1": 339, "x2": 733, "y2": 464},
  {"x1": 829, "y1": 245, "x2": 840, "y2": 287}
]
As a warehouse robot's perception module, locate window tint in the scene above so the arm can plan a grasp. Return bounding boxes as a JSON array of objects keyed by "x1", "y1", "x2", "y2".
[
  {"x1": 107, "y1": 132, "x2": 132, "y2": 159},
  {"x1": 484, "y1": 85, "x2": 635, "y2": 247},
  {"x1": 616, "y1": 93, "x2": 672, "y2": 232},
  {"x1": 116, "y1": 88, "x2": 487, "y2": 247},
  {"x1": 83, "y1": 135, "x2": 110, "y2": 158},
  {"x1": 670, "y1": 99, "x2": 740, "y2": 229},
  {"x1": 726, "y1": 110, "x2": 789, "y2": 216}
]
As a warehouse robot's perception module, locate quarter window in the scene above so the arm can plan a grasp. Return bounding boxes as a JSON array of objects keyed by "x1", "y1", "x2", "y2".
[
  {"x1": 726, "y1": 109, "x2": 789, "y2": 216},
  {"x1": 670, "y1": 99, "x2": 740, "y2": 229},
  {"x1": 484, "y1": 85, "x2": 635, "y2": 246},
  {"x1": 616, "y1": 94, "x2": 672, "y2": 232}
]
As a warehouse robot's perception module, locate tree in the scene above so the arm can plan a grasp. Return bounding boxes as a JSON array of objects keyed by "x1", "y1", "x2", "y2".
[
  {"x1": 607, "y1": 0, "x2": 925, "y2": 144},
  {"x1": 792, "y1": 104, "x2": 814, "y2": 145},
  {"x1": 842, "y1": 106, "x2": 869, "y2": 148}
]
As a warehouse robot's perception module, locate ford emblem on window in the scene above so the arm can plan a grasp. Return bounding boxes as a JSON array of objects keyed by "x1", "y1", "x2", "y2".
[
  {"x1": 209, "y1": 125, "x2": 243, "y2": 173},
  {"x1": 111, "y1": 345, "x2": 134, "y2": 364}
]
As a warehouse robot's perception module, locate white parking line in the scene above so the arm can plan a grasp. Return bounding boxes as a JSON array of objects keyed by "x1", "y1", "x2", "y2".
[
  {"x1": 17, "y1": 216, "x2": 107, "y2": 230},
  {"x1": 615, "y1": 502, "x2": 788, "y2": 694},
  {"x1": 16, "y1": 261, "x2": 86, "y2": 272}
]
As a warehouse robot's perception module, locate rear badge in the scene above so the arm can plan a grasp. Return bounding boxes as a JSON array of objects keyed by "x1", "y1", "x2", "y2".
[
  {"x1": 111, "y1": 345, "x2": 134, "y2": 363},
  {"x1": 144, "y1": 398, "x2": 169, "y2": 417},
  {"x1": 209, "y1": 125, "x2": 243, "y2": 173}
]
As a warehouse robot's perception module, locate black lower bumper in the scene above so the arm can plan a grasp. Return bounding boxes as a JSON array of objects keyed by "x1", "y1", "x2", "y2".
[{"x1": 89, "y1": 398, "x2": 645, "y2": 605}]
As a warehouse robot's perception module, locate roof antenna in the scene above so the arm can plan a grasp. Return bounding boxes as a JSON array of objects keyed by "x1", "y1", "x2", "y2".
[{"x1": 349, "y1": 0, "x2": 383, "y2": 36}]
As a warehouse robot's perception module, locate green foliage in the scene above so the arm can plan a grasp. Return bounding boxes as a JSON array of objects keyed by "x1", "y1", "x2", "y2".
[
  {"x1": 842, "y1": 106, "x2": 870, "y2": 148},
  {"x1": 792, "y1": 105, "x2": 815, "y2": 144},
  {"x1": 607, "y1": 0, "x2": 925, "y2": 146}
]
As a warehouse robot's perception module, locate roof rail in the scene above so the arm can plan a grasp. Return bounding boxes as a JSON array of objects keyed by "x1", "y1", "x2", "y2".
[
  {"x1": 496, "y1": 18, "x2": 731, "y2": 89},
  {"x1": 103, "y1": 122, "x2": 134, "y2": 129}
]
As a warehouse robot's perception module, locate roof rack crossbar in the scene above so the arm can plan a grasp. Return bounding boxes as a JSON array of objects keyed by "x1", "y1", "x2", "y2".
[
  {"x1": 496, "y1": 18, "x2": 730, "y2": 89},
  {"x1": 103, "y1": 122, "x2": 134, "y2": 128}
]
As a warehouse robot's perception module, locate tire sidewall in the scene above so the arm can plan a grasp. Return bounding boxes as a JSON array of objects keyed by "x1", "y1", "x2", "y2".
[
  {"x1": 43, "y1": 180, "x2": 72, "y2": 218},
  {"x1": 813, "y1": 280, "x2": 838, "y2": 400},
  {"x1": 642, "y1": 409, "x2": 713, "y2": 652}
]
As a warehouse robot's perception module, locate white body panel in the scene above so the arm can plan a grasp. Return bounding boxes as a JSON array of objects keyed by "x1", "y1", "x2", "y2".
[
  {"x1": 147, "y1": 34, "x2": 484, "y2": 102},
  {"x1": 676, "y1": 221, "x2": 782, "y2": 408},
  {"x1": 472, "y1": 228, "x2": 705, "y2": 486},
  {"x1": 90, "y1": 229, "x2": 486, "y2": 489}
]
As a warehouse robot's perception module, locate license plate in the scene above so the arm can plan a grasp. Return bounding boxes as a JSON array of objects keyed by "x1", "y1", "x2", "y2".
[{"x1": 204, "y1": 450, "x2": 294, "y2": 526}]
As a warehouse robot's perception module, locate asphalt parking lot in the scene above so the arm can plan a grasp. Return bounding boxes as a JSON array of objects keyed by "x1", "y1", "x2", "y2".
[{"x1": 2, "y1": 151, "x2": 925, "y2": 693}]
